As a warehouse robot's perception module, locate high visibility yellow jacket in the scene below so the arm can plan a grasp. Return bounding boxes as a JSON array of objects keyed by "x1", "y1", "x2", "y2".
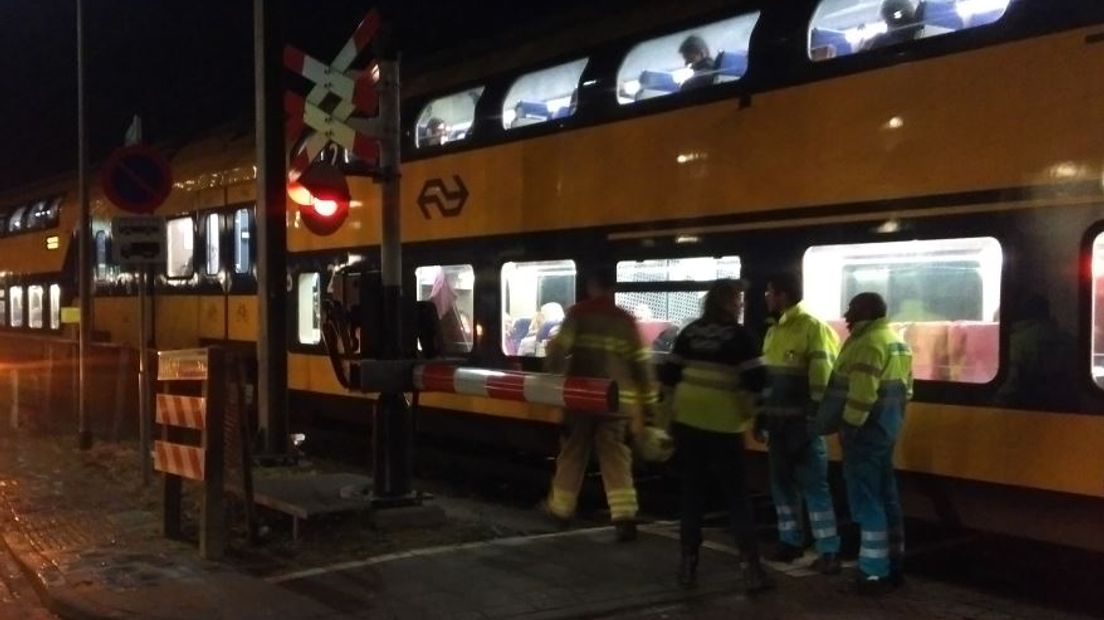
[
  {"x1": 761, "y1": 302, "x2": 840, "y2": 426},
  {"x1": 815, "y1": 318, "x2": 913, "y2": 441},
  {"x1": 546, "y1": 297, "x2": 659, "y2": 416},
  {"x1": 659, "y1": 318, "x2": 767, "y2": 434}
]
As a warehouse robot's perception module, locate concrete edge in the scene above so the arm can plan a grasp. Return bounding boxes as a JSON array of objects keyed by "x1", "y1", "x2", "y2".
[{"x1": 1, "y1": 528, "x2": 111, "y2": 620}]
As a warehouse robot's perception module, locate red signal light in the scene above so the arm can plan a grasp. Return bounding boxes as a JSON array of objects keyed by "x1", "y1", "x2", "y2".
[{"x1": 294, "y1": 161, "x2": 351, "y2": 236}]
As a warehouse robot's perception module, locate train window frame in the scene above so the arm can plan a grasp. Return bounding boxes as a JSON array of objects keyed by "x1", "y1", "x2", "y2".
[
  {"x1": 415, "y1": 264, "x2": 476, "y2": 355},
  {"x1": 803, "y1": 236, "x2": 1003, "y2": 385},
  {"x1": 615, "y1": 256, "x2": 743, "y2": 351},
  {"x1": 0, "y1": 288, "x2": 7, "y2": 327},
  {"x1": 297, "y1": 272, "x2": 322, "y2": 345},
  {"x1": 807, "y1": 0, "x2": 1017, "y2": 62},
  {"x1": 9, "y1": 286, "x2": 23, "y2": 328},
  {"x1": 1087, "y1": 228, "x2": 1104, "y2": 392},
  {"x1": 204, "y1": 212, "x2": 221, "y2": 276},
  {"x1": 27, "y1": 285, "x2": 43, "y2": 330},
  {"x1": 233, "y1": 207, "x2": 252, "y2": 275},
  {"x1": 165, "y1": 216, "x2": 195, "y2": 279},
  {"x1": 501, "y1": 259, "x2": 577, "y2": 358},
  {"x1": 49, "y1": 284, "x2": 61, "y2": 330},
  {"x1": 501, "y1": 58, "x2": 589, "y2": 130},
  {"x1": 414, "y1": 87, "x2": 486, "y2": 149},
  {"x1": 616, "y1": 11, "x2": 761, "y2": 105}
]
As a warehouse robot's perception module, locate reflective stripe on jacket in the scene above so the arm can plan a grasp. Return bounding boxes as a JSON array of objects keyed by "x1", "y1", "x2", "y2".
[
  {"x1": 660, "y1": 318, "x2": 767, "y2": 434},
  {"x1": 816, "y1": 318, "x2": 913, "y2": 440},
  {"x1": 761, "y1": 302, "x2": 840, "y2": 419},
  {"x1": 546, "y1": 297, "x2": 659, "y2": 411}
]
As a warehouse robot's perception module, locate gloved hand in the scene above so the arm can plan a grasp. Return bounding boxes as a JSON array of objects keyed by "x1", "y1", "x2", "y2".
[{"x1": 633, "y1": 425, "x2": 674, "y2": 463}]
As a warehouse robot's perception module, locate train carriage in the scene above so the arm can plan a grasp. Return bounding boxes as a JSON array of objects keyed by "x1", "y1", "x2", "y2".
[{"x1": 1, "y1": 0, "x2": 1103, "y2": 551}]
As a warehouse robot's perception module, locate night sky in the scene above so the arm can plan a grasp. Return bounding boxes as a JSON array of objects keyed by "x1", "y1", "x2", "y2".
[{"x1": 0, "y1": 0, "x2": 611, "y2": 189}]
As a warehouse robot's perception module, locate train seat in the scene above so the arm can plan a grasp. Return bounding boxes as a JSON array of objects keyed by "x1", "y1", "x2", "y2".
[
  {"x1": 899, "y1": 321, "x2": 953, "y2": 382},
  {"x1": 550, "y1": 106, "x2": 571, "y2": 120},
  {"x1": 948, "y1": 321, "x2": 999, "y2": 383},
  {"x1": 635, "y1": 70, "x2": 679, "y2": 101},
  {"x1": 714, "y1": 51, "x2": 748, "y2": 81},
  {"x1": 917, "y1": 0, "x2": 965, "y2": 31},
  {"x1": 511, "y1": 101, "x2": 550, "y2": 128},
  {"x1": 810, "y1": 27, "x2": 852, "y2": 60}
]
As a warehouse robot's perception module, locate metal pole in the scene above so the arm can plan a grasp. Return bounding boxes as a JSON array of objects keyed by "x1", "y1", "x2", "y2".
[
  {"x1": 254, "y1": 0, "x2": 289, "y2": 456},
  {"x1": 138, "y1": 269, "x2": 151, "y2": 485},
  {"x1": 372, "y1": 58, "x2": 413, "y2": 501},
  {"x1": 76, "y1": 0, "x2": 93, "y2": 450}
]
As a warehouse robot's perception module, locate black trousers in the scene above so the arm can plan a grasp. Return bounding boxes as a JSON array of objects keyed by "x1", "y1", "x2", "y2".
[{"x1": 672, "y1": 422, "x2": 759, "y2": 559}]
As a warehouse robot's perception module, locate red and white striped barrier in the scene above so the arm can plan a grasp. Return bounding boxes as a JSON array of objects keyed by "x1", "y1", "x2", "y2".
[
  {"x1": 413, "y1": 364, "x2": 618, "y2": 414},
  {"x1": 155, "y1": 394, "x2": 206, "y2": 430},
  {"x1": 154, "y1": 441, "x2": 205, "y2": 482}
]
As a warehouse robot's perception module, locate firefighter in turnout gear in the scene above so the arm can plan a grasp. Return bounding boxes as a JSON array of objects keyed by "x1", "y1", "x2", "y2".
[
  {"x1": 813, "y1": 292, "x2": 913, "y2": 596},
  {"x1": 758, "y1": 274, "x2": 842, "y2": 574},
  {"x1": 544, "y1": 267, "x2": 659, "y2": 541},
  {"x1": 660, "y1": 279, "x2": 774, "y2": 595}
]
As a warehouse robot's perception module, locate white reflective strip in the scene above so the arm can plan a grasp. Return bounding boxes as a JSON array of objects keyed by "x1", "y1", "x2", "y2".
[
  {"x1": 777, "y1": 522, "x2": 799, "y2": 531},
  {"x1": 775, "y1": 505, "x2": 796, "y2": 515},
  {"x1": 813, "y1": 528, "x2": 838, "y2": 539},
  {"x1": 861, "y1": 531, "x2": 889, "y2": 542},
  {"x1": 737, "y1": 356, "x2": 764, "y2": 372},
  {"x1": 524, "y1": 375, "x2": 567, "y2": 407},
  {"x1": 451, "y1": 368, "x2": 491, "y2": 398},
  {"x1": 810, "y1": 511, "x2": 835, "y2": 522},
  {"x1": 859, "y1": 547, "x2": 890, "y2": 559}
]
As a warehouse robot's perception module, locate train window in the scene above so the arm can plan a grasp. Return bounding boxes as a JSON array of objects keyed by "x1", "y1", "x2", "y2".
[
  {"x1": 809, "y1": 0, "x2": 1015, "y2": 61},
  {"x1": 616, "y1": 256, "x2": 742, "y2": 351},
  {"x1": 205, "y1": 213, "x2": 221, "y2": 275},
  {"x1": 165, "y1": 216, "x2": 194, "y2": 279},
  {"x1": 501, "y1": 260, "x2": 576, "y2": 357},
  {"x1": 7, "y1": 206, "x2": 26, "y2": 233},
  {"x1": 49, "y1": 284, "x2": 60, "y2": 330},
  {"x1": 233, "y1": 208, "x2": 252, "y2": 275},
  {"x1": 415, "y1": 87, "x2": 485, "y2": 148},
  {"x1": 297, "y1": 273, "x2": 321, "y2": 345},
  {"x1": 803, "y1": 237, "x2": 1002, "y2": 383},
  {"x1": 415, "y1": 265, "x2": 475, "y2": 354},
  {"x1": 502, "y1": 59, "x2": 588, "y2": 130},
  {"x1": 0, "y1": 289, "x2": 7, "y2": 327},
  {"x1": 95, "y1": 230, "x2": 111, "y2": 281},
  {"x1": 617, "y1": 12, "x2": 761, "y2": 104},
  {"x1": 27, "y1": 285, "x2": 43, "y2": 329},
  {"x1": 1090, "y1": 233, "x2": 1104, "y2": 388},
  {"x1": 9, "y1": 286, "x2": 23, "y2": 328}
]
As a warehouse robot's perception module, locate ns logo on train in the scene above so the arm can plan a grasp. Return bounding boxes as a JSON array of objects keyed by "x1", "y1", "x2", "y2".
[{"x1": 417, "y1": 175, "x2": 468, "y2": 219}]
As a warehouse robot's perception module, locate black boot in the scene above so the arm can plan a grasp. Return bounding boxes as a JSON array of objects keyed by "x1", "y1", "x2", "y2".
[
  {"x1": 615, "y1": 520, "x2": 637, "y2": 542},
  {"x1": 742, "y1": 559, "x2": 776, "y2": 595},
  {"x1": 677, "y1": 546, "x2": 699, "y2": 588}
]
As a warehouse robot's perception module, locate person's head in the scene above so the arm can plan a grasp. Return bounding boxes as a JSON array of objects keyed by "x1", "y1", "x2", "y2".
[
  {"x1": 678, "y1": 35, "x2": 711, "y2": 66},
  {"x1": 844, "y1": 292, "x2": 888, "y2": 331},
  {"x1": 702, "y1": 279, "x2": 746, "y2": 323},
  {"x1": 765, "y1": 273, "x2": 802, "y2": 314},
  {"x1": 880, "y1": 0, "x2": 919, "y2": 28},
  {"x1": 585, "y1": 267, "x2": 616, "y2": 300},
  {"x1": 425, "y1": 117, "x2": 447, "y2": 145}
]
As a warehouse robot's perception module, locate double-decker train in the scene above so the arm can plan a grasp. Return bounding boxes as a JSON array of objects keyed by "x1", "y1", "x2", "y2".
[{"x1": 2, "y1": 0, "x2": 1103, "y2": 550}]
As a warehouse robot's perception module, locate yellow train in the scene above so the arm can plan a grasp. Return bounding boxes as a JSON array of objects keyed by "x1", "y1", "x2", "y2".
[{"x1": 2, "y1": 0, "x2": 1103, "y2": 550}]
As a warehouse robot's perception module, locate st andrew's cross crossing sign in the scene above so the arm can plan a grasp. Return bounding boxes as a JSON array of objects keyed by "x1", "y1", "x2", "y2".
[{"x1": 100, "y1": 145, "x2": 173, "y2": 214}]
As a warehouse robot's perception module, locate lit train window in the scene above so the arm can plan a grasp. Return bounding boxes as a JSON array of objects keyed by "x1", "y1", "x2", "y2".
[
  {"x1": 165, "y1": 216, "x2": 194, "y2": 279},
  {"x1": 501, "y1": 260, "x2": 576, "y2": 357},
  {"x1": 7, "y1": 206, "x2": 26, "y2": 233},
  {"x1": 415, "y1": 265, "x2": 475, "y2": 354},
  {"x1": 804, "y1": 237, "x2": 1002, "y2": 383},
  {"x1": 27, "y1": 285, "x2": 43, "y2": 329},
  {"x1": 502, "y1": 59, "x2": 588, "y2": 130},
  {"x1": 233, "y1": 208, "x2": 252, "y2": 275},
  {"x1": 94, "y1": 230, "x2": 111, "y2": 281},
  {"x1": 809, "y1": 0, "x2": 1016, "y2": 61},
  {"x1": 1091, "y1": 233, "x2": 1104, "y2": 388},
  {"x1": 616, "y1": 256, "x2": 742, "y2": 351},
  {"x1": 0, "y1": 289, "x2": 7, "y2": 327},
  {"x1": 9, "y1": 286, "x2": 23, "y2": 328},
  {"x1": 415, "y1": 87, "x2": 484, "y2": 148},
  {"x1": 49, "y1": 284, "x2": 60, "y2": 330},
  {"x1": 617, "y1": 12, "x2": 760, "y2": 104},
  {"x1": 297, "y1": 273, "x2": 321, "y2": 345},
  {"x1": 205, "y1": 213, "x2": 221, "y2": 276}
]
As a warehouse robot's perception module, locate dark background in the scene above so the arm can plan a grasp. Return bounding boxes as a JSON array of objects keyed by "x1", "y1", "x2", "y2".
[{"x1": 0, "y1": 0, "x2": 625, "y2": 188}]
